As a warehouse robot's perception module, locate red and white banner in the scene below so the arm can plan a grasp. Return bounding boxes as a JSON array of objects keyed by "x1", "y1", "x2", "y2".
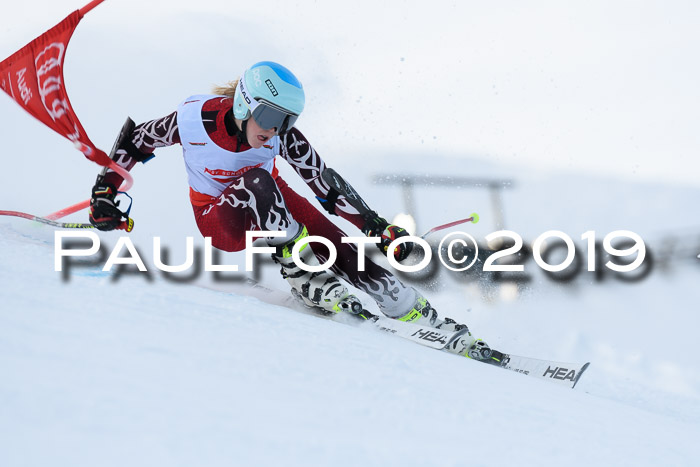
[{"x1": 0, "y1": 1, "x2": 111, "y2": 167}]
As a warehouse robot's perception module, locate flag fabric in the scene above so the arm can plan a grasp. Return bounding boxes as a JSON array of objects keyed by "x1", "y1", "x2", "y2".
[{"x1": 0, "y1": 7, "x2": 111, "y2": 167}]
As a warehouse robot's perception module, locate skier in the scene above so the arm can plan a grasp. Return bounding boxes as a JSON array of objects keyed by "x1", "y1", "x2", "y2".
[{"x1": 87, "y1": 61, "x2": 493, "y2": 360}]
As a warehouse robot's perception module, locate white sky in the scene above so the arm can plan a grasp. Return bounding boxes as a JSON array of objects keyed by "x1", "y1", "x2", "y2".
[{"x1": 1, "y1": 0, "x2": 698, "y2": 186}]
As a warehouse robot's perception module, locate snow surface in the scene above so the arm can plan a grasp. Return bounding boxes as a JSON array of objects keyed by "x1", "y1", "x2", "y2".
[
  {"x1": 1, "y1": 223, "x2": 699, "y2": 467},
  {"x1": 2, "y1": 1, "x2": 700, "y2": 466}
]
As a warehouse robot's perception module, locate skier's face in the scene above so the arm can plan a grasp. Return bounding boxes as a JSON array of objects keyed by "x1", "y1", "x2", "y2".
[{"x1": 246, "y1": 116, "x2": 276, "y2": 148}]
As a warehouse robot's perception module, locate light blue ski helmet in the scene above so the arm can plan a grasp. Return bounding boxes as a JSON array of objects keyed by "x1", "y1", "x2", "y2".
[{"x1": 233, "y1": 61, "x2": 305, "y2": 134}]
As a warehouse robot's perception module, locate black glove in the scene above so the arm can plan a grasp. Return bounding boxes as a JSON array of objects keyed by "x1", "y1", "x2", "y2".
[
  {"x1": 89, "y1": 183, "x2": 126, "y2": 231},
  {"x1": 316, "y1": 187, "x2": 340, "y2": 216},
  {"x1": 362, "y1": 211, "x2": 414, "y2": 262}
]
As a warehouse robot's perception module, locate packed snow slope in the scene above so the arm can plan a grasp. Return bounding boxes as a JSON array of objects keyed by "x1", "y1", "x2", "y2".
[{"x1": 1, "y1": 198, "x2": 699, "y2": 467}]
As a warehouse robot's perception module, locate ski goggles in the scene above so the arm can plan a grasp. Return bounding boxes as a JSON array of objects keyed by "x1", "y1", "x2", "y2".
[
  {"x1": 239, "y1": 75, "x2": 299, "y2": 135},
  {"x1": 250, "y1": 99, "x2": 299, "y2": 135}
]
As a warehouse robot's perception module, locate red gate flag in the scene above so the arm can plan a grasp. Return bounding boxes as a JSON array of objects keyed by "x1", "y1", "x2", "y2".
[{"x1": 0, "y1": 0, "x2": 111, "y2": 167}]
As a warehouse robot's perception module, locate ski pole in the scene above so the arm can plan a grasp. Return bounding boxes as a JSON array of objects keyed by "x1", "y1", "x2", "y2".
[
  {"x1": 0, "y1": 210, "x2": 133, "y2": 231},
  {"x1": 44, "y1": 159, "x2": 133, "y2": 221},
  {"x1": 419, "y1": 213, "x2": 479, "y2": 239}
]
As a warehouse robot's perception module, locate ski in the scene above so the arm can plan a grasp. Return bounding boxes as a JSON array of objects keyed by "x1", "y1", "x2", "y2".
[
  {"x1": 203, "y1": 280, "x2": 589, "y2": 387},
  {"x1": 207, "y1": 279, "x2": 468, "y2": 351},
  {"x1": 487, "y1": 352, "x2": 590, "y2": 389},
  {"x1": 289, "y1": 289, "x2": 469, "y2": 350},
  {"x1": 364, "y1": 313, "x2": 470, "y2": 350}
]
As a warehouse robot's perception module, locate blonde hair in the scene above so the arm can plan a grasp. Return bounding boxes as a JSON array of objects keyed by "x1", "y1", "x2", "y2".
[{"x1": 211, "y1": 79, "x2": 239, "y2": 98}]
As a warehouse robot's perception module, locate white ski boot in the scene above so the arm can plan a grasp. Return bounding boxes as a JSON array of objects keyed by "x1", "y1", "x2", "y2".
[
  {"x1": 396, "y1": 292, "x2": 494, "y2": 361},
  {"x1": 272, "y1": 226, "x2": 361, "y2": 314}
]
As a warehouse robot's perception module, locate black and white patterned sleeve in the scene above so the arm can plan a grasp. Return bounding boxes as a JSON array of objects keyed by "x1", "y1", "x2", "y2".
[
  {"x1": 102, "y1": 111, "x2": 181, "y2": 187},
  {"x1": 280, "y1": 127, "x2": 365, "y2": 229}
]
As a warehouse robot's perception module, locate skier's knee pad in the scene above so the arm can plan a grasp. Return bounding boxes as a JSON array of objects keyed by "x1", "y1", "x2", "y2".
[{"x1": 240, "y1": 167, "x2": 278, "y2": 197}]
